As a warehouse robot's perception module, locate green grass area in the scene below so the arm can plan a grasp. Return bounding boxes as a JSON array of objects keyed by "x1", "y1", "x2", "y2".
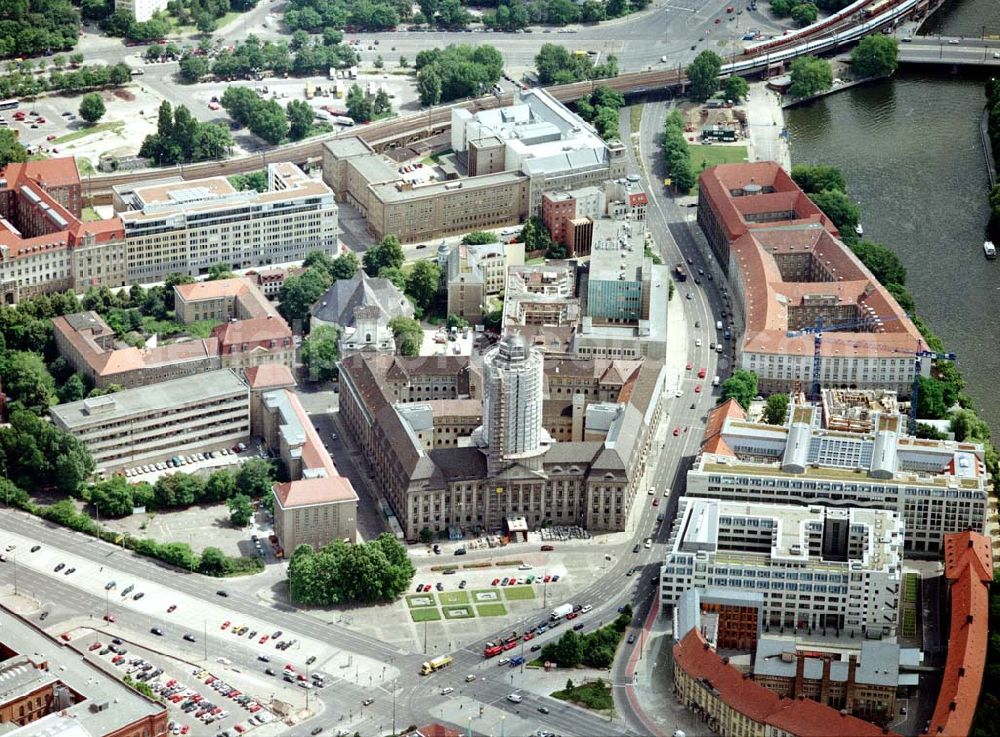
[
  {"x1": 629, "y1": 104, "x2": 643, "y2": 135},
  {"x1": 81, "y1": 206, "x2": 102, "y2": 222},
  {"x1": 525, "y1": 257, "x2": 545, "y2": 265},
  {"x1": 901, "y1": 608, "x2": 917, "y2": 638},
  {"x1": 410, "y1": 607, "x2": 442, "y2": 622},
  {"x1": 476, "y1": 603, "x2": 507, "y2": 617},
  {"x1": 503, "y1": 586, "x2": 536, "y2": 601},
  {"x1": 77, "y1": 157, "x2": 96, "y2": 176},
  {"x1": 53, "y1": 121, "x2": 124, "y2": 145},
  {"x1": 470, "y1": 589, "x2": 502, "y2": 605},
  {"x1": 140, "y1": 316, "x2": 217, "y2": 339},
  {"x1": 442, "y1": 605, "x2": 475, "y2": 620},
  {"x1": 305, "y1": 122, "x2": 334, "y2": 139},
  {"x1": 495, "y1": 559, "x2": 524, "y2": 566},
  {"x1": 551, "y1": 679, "x2": 614, "y2": 711},
  {"x1": 211, "y1": 10, "x2": 242, "y2": 29},
  {"x1": 405, "y1": 593, "x2": 438, "y2": 609},
  {"x1": 904, "y1": 573, "x2": 919, "y2": 604},
  {"x1": 688, "y1": 144, "x2": 749, "y2": 173},
  {"x1": 420, "y1": 148, "x2": 453, "y2": 166},
  {"x1": 438, "y1": 590, "x2": 470, "y2": 606}
]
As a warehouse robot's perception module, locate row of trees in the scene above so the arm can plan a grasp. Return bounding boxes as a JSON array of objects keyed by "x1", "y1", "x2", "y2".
[
  {"x1": 662, "y1": 109, "x2": 696, "y2": 192},
  {"x1": 768, "y1": 0, "x2": 817, "y2": 27},
  {"x1": 346, "y1": 83, "x2": 392, "y2": 123},
  {"x1": 83, "y1": 459, "x2": 275, "y2": 516},
  {"x1": 0, "y1": 62, "x2": 131, "y2": 100},
  {"x1": 789, "y1": 55, "x2": 832, "y2": 98},
  {"x1": 0, "y1": 0, "x2": 80, "y2": 59},
  {"x1": 540, "y1": 606, "x2": 632, "y2": 668},
  {"x1": 221, "y1": 86, "x2": 317, "y2": 144},
  {"x1": 288, "y1": 534, "x2": 415, "y2": 604},
  {"x1": 100, "y1": 11, "x2": 173, "y2": 42},
  {"x1": 534, "y1": 44, "x2": 618, "y2": 86},
  {"x1": 575, "y1": 86, "x2": 625, "y2": 140},
  {"x1": 415, "y1": 44, "x2": 504, "y2": 106},
  {"x1": 139, "y1": 100, "x2": 233, "y2": 164},
  {"x1": 986, "y1": 79, "x2": 1000, "y2": 242},
  {"x1": 194, "y1": 34, "x2": 358, "y2": 82}
]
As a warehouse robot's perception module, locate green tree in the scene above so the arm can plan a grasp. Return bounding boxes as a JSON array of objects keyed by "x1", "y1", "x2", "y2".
[
  {"x1": 518, "y1": 216, "x2": 552, "y2": 253},
  {"x1": 235, "y1": 458, "x2": 275, "y2": 498},
  {"x1": 178, "y1": 52, "x2": 210, "y2": 82},
  {"x1": 809, "y1": 189, "x2": 860, "y2": 236},
  {"x1": 0, "y1": 351, "x2": 56, "y2": 414},
  {"x1": 790, "y1": 2, "x2": 818, "y2": 25},
  {"x1": 417, "y1": 67, "x2": 442, "y2": 106},
  {"x1": 302, "y1": 325, "x2": 339, "y2": 381},
  {"x1": 789, "y1": 55, "x2": 833, "y2": 98},
  {"x1": 462, "y1": 231, "x2": 496, "y2": 245},
  {"x1": 196, "y1": 11, "x2": 215, "y2": 33},
  {"x1": 374, "y1": 54, "x2": 384, "y2": 69},
  {"x1": 419, "y1": 527, "x2": 433, "y2": 544},
  {"x1": 207, "y1": 263, "x2": 235, "y2": 280},
  {"x1": 378, "y1": 266, "x2": 406, "y2": 290},
  {"x1": 79, "y1": 92, "x2": 106, "y2": 124},
  {"x1": 720, "y1": 369, "x2": 758, "y2": 411},
  {"x1": 851, "y1": 34, "x2": 898, "y2": 78},
  {"x1": 57, "y1": 373, "x2": 86, "y2": 403},
  {"x1": 0, "y1": 129, "x2": 28, "y2": 168},
  {"x1": 405, "y1": 260, "x2": 441, "y2": 312},
  {"x1": 770, "y1": 0, "x2": 792, "y2": 13},
  {"x1": 373, "y1": 89, "x2": 391, "y2": 116},
  {"x1": 286, "y1": 99, "x2": 313, "y2": 140},
  {"x1": 346, "y1": 83, "x2": 374, "y2": 123},
  {"x1": 950, "y1": 408, "x2": 991, "y2": 442},
  {"x1": 686, "y1": 50, "x2": 723, "y2": 102},
  {"x1": 399, "y1": 55, "x2": 409, "y2": 68},
  {"x1": 330, "y1": 251, "x2": 359, "y2": 281},
  {"x1": 849, "y1": 240, "x2": 906, "y2": 288},
  {"x1": 916, "y1": 376, "x2": 948, "y2": 419},
  {"x1": 87, "y1": 476, "x2": 135, "y2": 518},
  {"x1": 763, "y1": 393, "x2": 789, "y2": 425},
  {"x1": 542, "y1": 629, "x2": 584, "y2": 667},
  {"x1": 228, "y1": 493, "x2": 254, "y2": 527},
  {"x1": 363, "y1": 235, "x2": 405, "y2": 276},
  {"x1": 791, "y1": 164, "x2": 846, "y2": 194},
  {"x1": 288, "y1": 533, "x2": 414, "y2": 605},
  {"x1": 415, "y1": 45, "x2": 503, "y2": 104},
  {"x1": 277, "y1": 267, "x2": 332, "y2": 325},
  {"x1": 723, "y1": 75, "x2": 749, "y2": 102},
  {"x1": 204, "y1": 469, "x2": 237, "y2": 502},
  {"x1": 389, "y1": 316, "x2": 424, "y2": 356},
  {"x1": 199, "y1": 546, "x2": 229, "y2": 575}
]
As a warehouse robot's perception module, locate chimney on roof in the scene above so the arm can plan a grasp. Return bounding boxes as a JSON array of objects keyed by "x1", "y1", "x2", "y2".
[
  {"x1": 703, "y1": 642, "x2": 710, "y2": 651},
  {"x1": 966, "y1": 614, "x2": 974, "y2": 624},
  {"x1": 959, "y1": 667, "x2": 966, "y2": 677},
  {"x1": 950, "y1": 701, "x2": 957, "y2": 711}
]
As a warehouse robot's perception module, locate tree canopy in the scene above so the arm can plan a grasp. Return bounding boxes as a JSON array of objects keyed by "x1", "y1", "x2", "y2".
[
  {"x1": 763, "y1": 393, "x2": 789, "y2": 425},
  {"x1": 363, "y1": 235, "x2": 405, "y2": 276},
  {"x1": 228, "y1": 493, "x2": 254, "y2": 527},
  {"x1": 139, "y1": 100, "x2": 233, "y2": 165},
  {"x1": 534, "y1": 44, "x2": 618, "y2": 86},
  {"x1": 575, "y1": 86, "x2": 625, "y2": 140},
  {"x1": 791, "y1": 164, "x2": 847, "y2": 194},
  {"x1": 720, "y1": 369, "x2": 758, "y2": 411},
  {"x1": 301, "y1": 325, "x2": 339, "y2": 381},
  {"x1": 405, "y1": 260, "x2": 441, "y2": 313},
  {"x1": 415, "y1": 45, "x2": 504, "y2": 105},
  {"x1": 808, "y1": 189, "x2": 860, "y2": 236},
  {"x1": 0, "y1": 130, "x2": 28, "y2": 169},
  {"x1": 686, "y1": 51, "x2": 722, "y2": 102},
  {"x1": 662, "y1": 109, "x2": 695, "y2": 192},
  {"x1": 0, "y1": 0, "x2": 80, "y2": 59},
  {"x1": 288, "y1": 534, "x2": 415, "y2": 605},
  {"x1": 389, "y1": 316, "x2": 423, "y2": 356},
  {"x1": 788, "y1": 55, "x2": 833, "y2": 98},
  {"x1": 723, "y1": 75, "x2": 749, "y2": 102},
  {"x1": 79, "y1": 93, "x2": 106, "y2": 124},
  {"x1": 851, "y1": 35, "x2": 898, "y2": 78},
  {"x1": 277, "y1": 266, "x2": 331, "y2": 325}
]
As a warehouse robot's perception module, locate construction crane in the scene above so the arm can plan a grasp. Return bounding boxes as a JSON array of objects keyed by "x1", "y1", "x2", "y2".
[{"x1": 786, "y1": 317, "x2": 956, "y2": 432}]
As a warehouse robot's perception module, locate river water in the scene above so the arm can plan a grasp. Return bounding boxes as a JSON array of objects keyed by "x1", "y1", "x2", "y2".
[{"x1": 785, "y1": 0, "x2": 1000, "y2": 434}]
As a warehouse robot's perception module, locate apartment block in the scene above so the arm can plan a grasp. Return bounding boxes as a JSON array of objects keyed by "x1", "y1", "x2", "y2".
[
  {"x1": 114, "y1": 0, "x2": 168, "y2": 21},
  {"x1": 660, "y1": 497, "x2": 903, "y2": 637},
  {"x1": 691, "y1": 400, "x2": 991, "y2": 555},
  {"x1": 115, "y1": 162, "x2": 337, "y2": 282},
  {"x1": 0, "y1": 604, "x2": 167, "y2": 736},
  {"x1": 50, "y1": 369, "x2": 250, "y2": 473},
  {"x1": 697, "y1": 162, "x2": 925, "y2": 395},
  {"x1": 503, "y1": 260, "x2": 580, "y2": 329},
  {"x1": 541, "y1": 178, "x2": 647, "y2": 257},
  {"x1": 0, "y1": 158, "x2": 126, "y2": 302},
  {"x1": 265, "y1": 389, "x2": 358, "y2": 551}
]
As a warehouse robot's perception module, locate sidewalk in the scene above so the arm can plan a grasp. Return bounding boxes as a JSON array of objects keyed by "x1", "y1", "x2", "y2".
[{"x1": 744, "y1": 82, "x2": 791, "y2": 170}]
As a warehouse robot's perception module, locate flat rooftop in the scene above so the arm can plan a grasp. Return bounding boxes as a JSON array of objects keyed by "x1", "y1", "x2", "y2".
[
  {"x1": 0, "y1": 604, "x2": 164, "y2": 735},
  {"x1": 50, "y1": 369, "x2": 248, "y2": 428},
  {"x1": 370, "y1": 170, "x2": 524, "y2": 203}
]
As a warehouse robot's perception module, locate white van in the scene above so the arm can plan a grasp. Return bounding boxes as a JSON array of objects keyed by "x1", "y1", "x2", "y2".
[
  {"x1": 716, "y1": 344, "x2": 723, "y2": 354},
  {"x1": 712, "y1": 375, "x2": 720, "y2": 386},
  {"x1": 716, "y1": 320, "x2": 723, "y2": 330}
]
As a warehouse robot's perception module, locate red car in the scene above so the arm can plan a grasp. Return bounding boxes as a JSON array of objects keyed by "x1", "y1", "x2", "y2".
[
  {"x1": 46, "y1": 134, "x2": 56, "y2": 141},
  {"x1": 697, "y1": 368, "x2": 706, "y2": 378},
  {"x1": 88, "y1": 641, "x2": 102, "y2": 651},
  {"x1": 259, "y1": 634, "x2": 269, "y2": 644},
  {"x1": 543, "y1": 575, "x2": 551, "y2": 583},
  {"x1": 714, "y1": 17, "x2": 721, "y2": 22},
  {"x1": 112, "y1": 655, "x2": 125, "y2": 664},
  {"x1": 36, "y1": 118, "x2": 45, "y2": 124},
  {"x1": 167, "y1": 604, "x2": 177, "y2": 613},
  {"x1": 284, "y1": 664, "x2": 295, "y2": 672},
  {"x1": 103, "y1": 613, "x2": 116, "y2": 622},
  {"x1": 566, "y1": 611, "x2": 578, "y2": 620},
  {"x1": 221, "y1": 621, "x2": 231, "y2": 630},
  {"x1": 234, "y1": 726, "x2": 245, "y2": 734},
  {"x1": 424, "y1": 584, "x2": 433, "y2": 592},
  {"x1": 523, "y1": 631, "x2": 535, "y2": 641},
  {"x1": 181, "y1": 727, "x2": 190, "y2": 735},
  {"x1": 491, "y1": 578, "x2": 500, "y2": 586},
  {"x1": 695, "y1": 384, "x2": 702, "y2": 393},
  {"x1": 653, "y1": 499, "x2": 660, "y2": 507},
  {"x1": 502, "y1": 640, "x2": 517, "y2": 651},
  {"x1": 673, "y1": 427, "x2": 681, "y2": 436},
  {"x1": 249, "y1": 704, "x2": 261, "y2": 713},
  {"x1": 686, "y1": 362, "x2": 692, "y2": 371}
]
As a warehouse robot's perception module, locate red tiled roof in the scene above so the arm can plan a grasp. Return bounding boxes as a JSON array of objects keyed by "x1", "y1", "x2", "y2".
[
  {"x1": 213, "y1": 317, "x2": 291, "y2": 348},
  {"x1": 273, "y1": 477, "x2": 357, "y2": 507},
  {"x1": 674, "y1": 630, "x2": 899, "y2": 737},
  {"x1": 700, "y1": 399, "x2": 745, "y2": 456},
  {"x1": 20, "y1": 157, "x2": 80, "y2": 188},
  {"x1": 244, "y1": 363, "x2": 296, "y2": 389},
  {"x1": 927, "y1": 531, "x2": 992, "y2": 737}
]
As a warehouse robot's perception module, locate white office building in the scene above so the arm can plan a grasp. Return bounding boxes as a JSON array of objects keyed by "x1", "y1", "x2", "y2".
[
  {"x1": 660, "y1": 497, "x2": 903, "y2": 637},
  {"x1": 691, "y1": 401, "x2": 991, "y2": 556},
  {"x1": 115, "y1": 0, "x2": 168, "y2": 21},
  {"x1": 115, "y1": 162, "x2": 338, "y2": 282}
]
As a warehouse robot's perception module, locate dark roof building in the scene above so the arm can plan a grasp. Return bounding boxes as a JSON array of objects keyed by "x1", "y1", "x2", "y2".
[{"x1": 310, "y1": 271, "x2": 414, "y2": 355}]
